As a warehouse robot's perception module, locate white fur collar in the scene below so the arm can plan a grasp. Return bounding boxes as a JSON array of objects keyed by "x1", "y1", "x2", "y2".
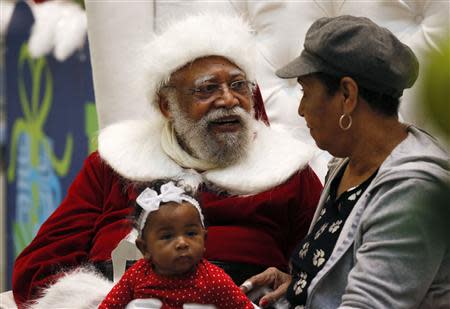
[{"x1": 98, "y1": 120, "x2": 317, "y2": 195}]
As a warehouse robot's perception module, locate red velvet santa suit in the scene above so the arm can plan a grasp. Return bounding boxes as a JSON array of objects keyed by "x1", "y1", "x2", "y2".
[
  {"x1": 12, "y1": 10, "x2": 323, "y2": 306},
  {"x1": 99, "y1": 259, "x2": 254, "y2": 309},
  {"x1": 12, "y1": 113, "x2": 322, "y2": 307}
]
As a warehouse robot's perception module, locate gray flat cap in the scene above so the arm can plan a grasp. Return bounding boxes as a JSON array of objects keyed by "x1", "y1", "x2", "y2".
[{"x1": 276, "y1": 15, "x2": 419, "y2": 98}]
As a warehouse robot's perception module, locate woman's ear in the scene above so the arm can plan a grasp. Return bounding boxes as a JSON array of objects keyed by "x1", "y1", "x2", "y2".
[
  {"x1": 340, "y1": 77, "x2": 358, "y2": 114},
  {"x1": 136, "y1": 237, "x2": 151, "y2": 260},
  {"x1": 158, "y1": 93, "x2": 172, "y2": 119}
]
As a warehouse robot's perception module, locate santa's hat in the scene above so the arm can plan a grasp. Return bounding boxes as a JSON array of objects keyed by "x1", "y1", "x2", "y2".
[{"x1": 142, "y1": 12, "x2": 257, "y2": 106}]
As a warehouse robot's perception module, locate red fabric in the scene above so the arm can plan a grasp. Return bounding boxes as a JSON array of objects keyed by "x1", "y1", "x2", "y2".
[
  {"x1": 202, "y1": 166, "x2": 321, "y2": 270},
  {"x1": 253, "y1": 85, "x2": 270, "y2": 125},
  {"x1": 13, "y1": 152, "x2": 322, "y2": 305},
  {"x1": 99, "y1": 259, "x2": 254, "y2": 309}
]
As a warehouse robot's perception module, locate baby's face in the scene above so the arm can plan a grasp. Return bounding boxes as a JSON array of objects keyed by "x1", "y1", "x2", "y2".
[{"x1": 142, "y1": 202, "x2": 206, "y2": 276}]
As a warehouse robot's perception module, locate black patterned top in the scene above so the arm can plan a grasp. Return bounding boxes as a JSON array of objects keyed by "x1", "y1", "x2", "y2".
[{"x1": 286, "y1": 165, "x2": 378, "y2": 308}]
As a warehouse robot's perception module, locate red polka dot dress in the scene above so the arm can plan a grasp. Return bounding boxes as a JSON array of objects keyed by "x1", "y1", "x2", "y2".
[{"x1": 99, "y1": 259, "x2": 254, "y2": 309}]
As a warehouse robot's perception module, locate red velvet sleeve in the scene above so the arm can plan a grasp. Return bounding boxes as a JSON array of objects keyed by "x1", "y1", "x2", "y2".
[
  {"x1": 287, "y1": 165, "x2": 323, "y2": 257},
  {"x1": 12, "y1": 152, "x2": 112, "y2": 305}
]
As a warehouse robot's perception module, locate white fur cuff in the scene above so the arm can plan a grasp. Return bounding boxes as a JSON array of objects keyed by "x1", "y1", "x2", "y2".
[{"x1": 28, "y1": 266, "x2": 113, "y2": 309}]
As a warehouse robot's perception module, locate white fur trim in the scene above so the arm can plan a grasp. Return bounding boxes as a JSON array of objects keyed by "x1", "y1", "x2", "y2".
[
  {"x1": 98, "y1": 120, "x2": 183, "y2": 181},
  {"x1": 143, "y1": 12, "x2": 256, "y2": 104},
  {"x1": 98, "y1": 120, "x2": 317, "y2": 195},
  {"x1": 28, "y1": 266, "x2": 113, "y2": 309}
]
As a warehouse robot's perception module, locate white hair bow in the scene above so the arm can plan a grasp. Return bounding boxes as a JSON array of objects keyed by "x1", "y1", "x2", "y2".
[{"x1": 136, "y1": 181, "x2": 204, "y2": 232}]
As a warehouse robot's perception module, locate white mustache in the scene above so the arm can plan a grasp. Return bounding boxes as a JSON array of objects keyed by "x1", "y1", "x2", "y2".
[{"x1": 203, "y1": 107, "x2": 247, "y2": 124}]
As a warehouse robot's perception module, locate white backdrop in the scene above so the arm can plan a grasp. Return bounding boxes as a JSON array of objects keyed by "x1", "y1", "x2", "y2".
[{"x1": 85, "y1": 0, "x2": 450, "y2": 180}]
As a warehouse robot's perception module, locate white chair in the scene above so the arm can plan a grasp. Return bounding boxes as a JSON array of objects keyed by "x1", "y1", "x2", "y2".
[{"x1": 0, "y1": 291, "x2": 17, "y2": 309}]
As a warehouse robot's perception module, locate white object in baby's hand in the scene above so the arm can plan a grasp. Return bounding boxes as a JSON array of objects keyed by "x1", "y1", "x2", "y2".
[
  {"x1": 125, "y1": 298, "x2": 163, "y2": 309},
  {"x1": 183, "y1": 304, "x2": 217, "y2": 309}
]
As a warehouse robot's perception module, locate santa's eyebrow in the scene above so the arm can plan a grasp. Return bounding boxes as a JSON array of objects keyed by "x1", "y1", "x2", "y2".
[
  {"x1": 193, "y1": 75, "x2": 216, "y2": 86},
  {"x1": 193, "y1": 69, "x2": 246, "y2": 87}
]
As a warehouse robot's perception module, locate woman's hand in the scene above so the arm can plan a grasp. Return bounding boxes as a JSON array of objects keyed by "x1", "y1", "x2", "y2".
[{"x1": 240, "y1": 267, "x2": 292, "y2": 308}]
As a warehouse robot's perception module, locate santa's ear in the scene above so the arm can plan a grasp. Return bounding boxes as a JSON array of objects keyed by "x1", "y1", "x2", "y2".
[
  {"x1": 158, "y1": 92, "x2": 172, "y2": 119},
  {"x1": 136, "y1": 237, "x2": 151, "y2": 259}
]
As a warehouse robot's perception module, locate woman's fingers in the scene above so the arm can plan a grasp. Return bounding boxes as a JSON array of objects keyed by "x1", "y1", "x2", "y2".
[
  {"x1": 240, "y1": 267, "x2": 292, "y2": 307},
  {"x1": 258, "y1": 279, "x2": 291, "y2": 308},
  {"x1": 240, "y1": 267, "x2": 282, "y2": 292}
]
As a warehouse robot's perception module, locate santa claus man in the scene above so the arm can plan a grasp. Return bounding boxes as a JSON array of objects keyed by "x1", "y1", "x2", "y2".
[{"x1": 13, "y1": 12, "x2": 322, "y2": 308}]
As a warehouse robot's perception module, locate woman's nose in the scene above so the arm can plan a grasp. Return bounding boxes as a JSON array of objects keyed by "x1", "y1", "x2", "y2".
[{"x1": 298, "y1": 99, "x2": 305, "y2": 117}]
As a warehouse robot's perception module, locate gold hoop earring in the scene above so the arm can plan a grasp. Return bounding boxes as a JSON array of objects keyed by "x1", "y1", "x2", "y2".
[{"x1": 339, "y1": 114, "x2": 352, "y2": 130}]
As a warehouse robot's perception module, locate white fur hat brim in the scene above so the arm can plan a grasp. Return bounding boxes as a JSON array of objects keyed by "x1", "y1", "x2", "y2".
[{"x1": 143, "y1": 12, "x2": 256, "y2": 104}]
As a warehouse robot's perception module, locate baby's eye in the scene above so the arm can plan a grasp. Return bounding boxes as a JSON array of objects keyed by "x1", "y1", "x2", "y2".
[
  {"x1": 160, "y1": 233, "x2": 173, "y2": 240},
  {"x1": 186, "y1": 230, "x2": 199, "y2": 237}
]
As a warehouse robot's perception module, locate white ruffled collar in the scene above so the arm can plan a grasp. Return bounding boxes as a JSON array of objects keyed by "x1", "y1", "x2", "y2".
[{"x1": 98, "y1": 119, "x2": 317, "y2": 195}]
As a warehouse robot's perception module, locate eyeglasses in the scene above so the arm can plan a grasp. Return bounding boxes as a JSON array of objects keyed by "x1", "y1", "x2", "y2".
[{"x1": 165, "y1": 80, "x2": 255, "y2": 101}]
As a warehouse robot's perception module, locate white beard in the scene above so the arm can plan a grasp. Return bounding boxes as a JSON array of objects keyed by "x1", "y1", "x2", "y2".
[{"x1": 169, "y1": 102, "x2": 254, "y2": 168}]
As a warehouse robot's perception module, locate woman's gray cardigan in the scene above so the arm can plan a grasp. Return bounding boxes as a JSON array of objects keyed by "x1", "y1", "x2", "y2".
[{"x1": 305, "y1": 126, "x2": 450, "y2": 309}]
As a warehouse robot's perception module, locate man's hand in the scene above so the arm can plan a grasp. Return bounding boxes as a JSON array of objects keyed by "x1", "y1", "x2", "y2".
[{"x1": 240, "y1": 267, "x2": 292, "y2": 308}]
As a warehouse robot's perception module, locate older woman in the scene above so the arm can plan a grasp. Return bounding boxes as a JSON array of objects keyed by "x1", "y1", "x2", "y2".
[{"x1": 242, "y1": 15, "x2": 450, "y2": 309}]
